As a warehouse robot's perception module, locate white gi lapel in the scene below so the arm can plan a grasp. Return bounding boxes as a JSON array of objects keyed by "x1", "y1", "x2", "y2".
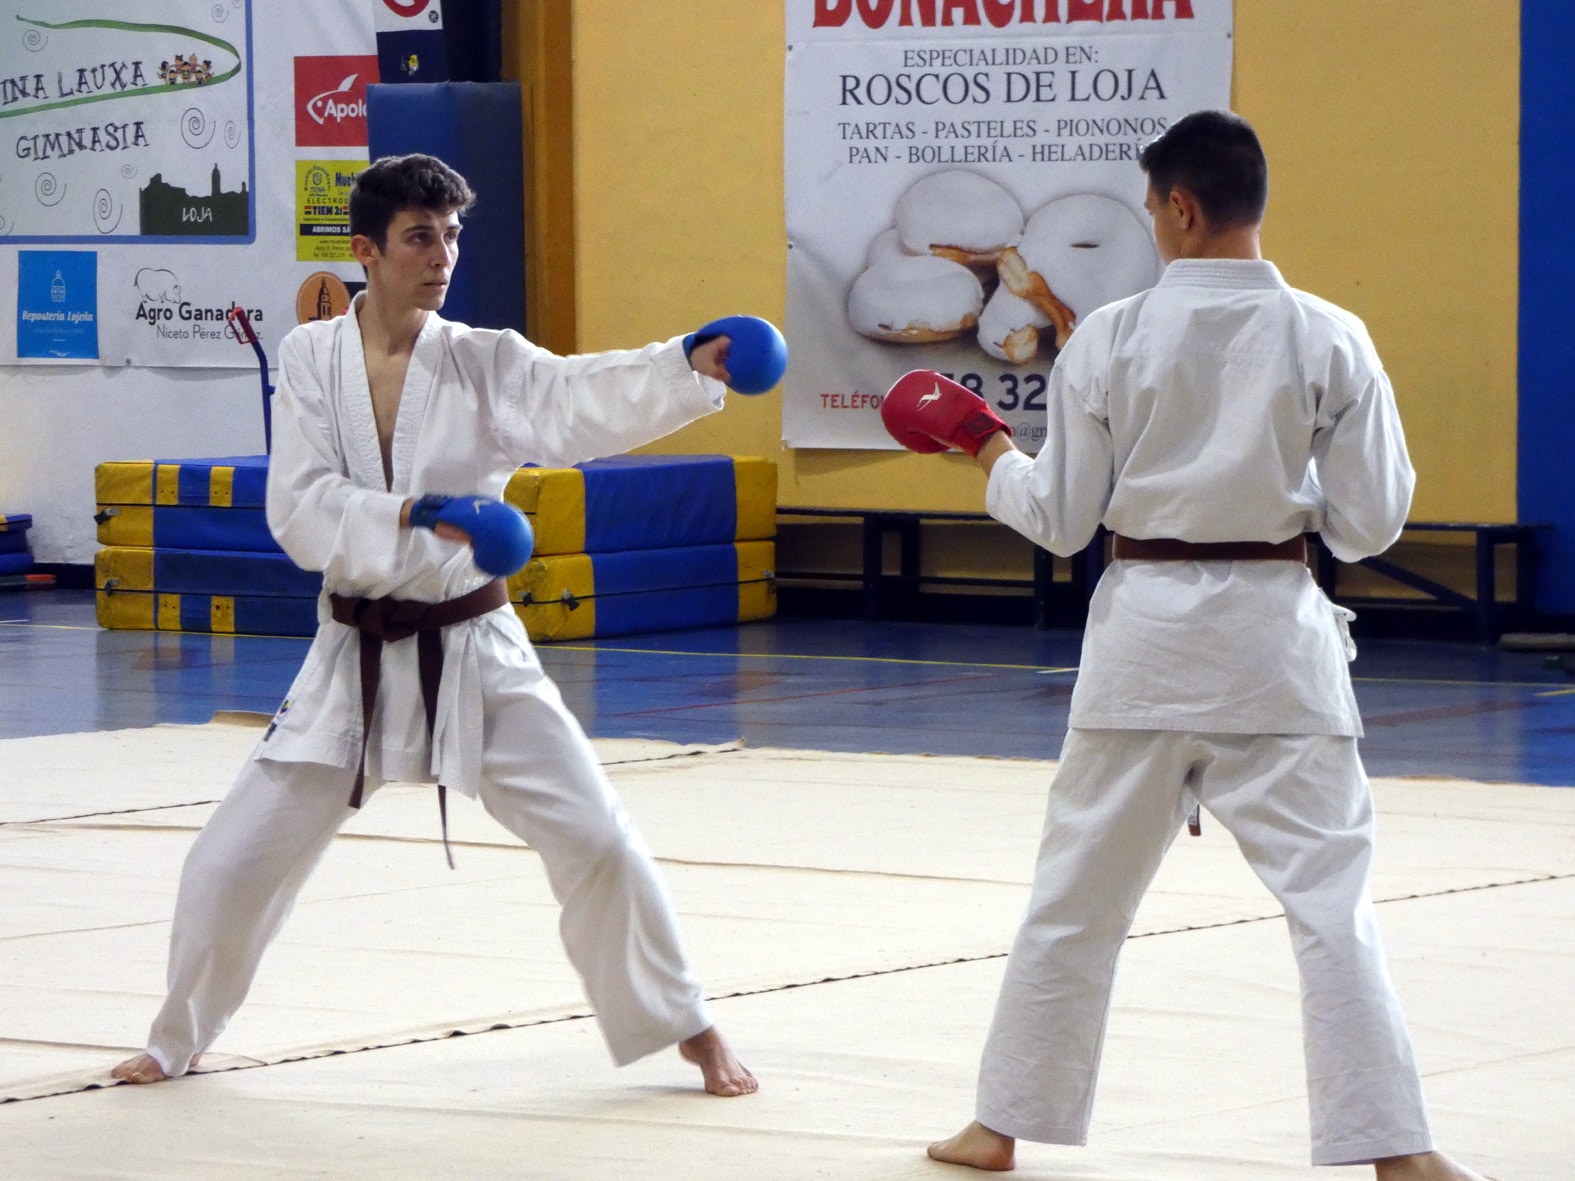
[
  {"x1": 389, "y1": 314, "x2": 444, "y2": 495},
  {"x1": 339, "y1": 299, "x2": 390, "y2": 491}
]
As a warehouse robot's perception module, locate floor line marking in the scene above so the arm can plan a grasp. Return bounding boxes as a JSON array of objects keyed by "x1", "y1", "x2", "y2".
[
  {"x1": 556, "y1": 644, "x2": 1574, "y2": 690},
  {"x1": 8, "y1": 618, "x2": 1573, "y2": 687},
  {"x1": 0, "y1": 620, "x2": 308, "y2": 642},
  {"x1": 1353, "y1": 674, "x2": 1570, "y2": 689},
  {"x1": 0, "y1": 621, "x2": 102, "y2": 632},
  {"x1": 553, "y1": 644, "x2": 1079, "y2": 674},
  {"x1": 9, "y1": 872, "x2": 1562, "y2": 1105},
  {"x1": 1363, "y1": 698, "x2": 1542, "y2": 727},
  {"x1": 610, "y1": 672, "x2": 1010, "y2": 717}
]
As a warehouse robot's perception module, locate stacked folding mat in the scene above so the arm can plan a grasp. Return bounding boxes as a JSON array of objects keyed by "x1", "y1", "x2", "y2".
[
  {"x1": 94, "y1": 456, "x2": 319, "y2": 637},
  {"x1": 94, "y1": 454, "x2": 777, "y2": 642},
  {"x1": 503, "y1": 454, "x2": 777, "y2": 641},
  {"x1": 0, "y1": 512, "x2": 38, "y2": 586}
]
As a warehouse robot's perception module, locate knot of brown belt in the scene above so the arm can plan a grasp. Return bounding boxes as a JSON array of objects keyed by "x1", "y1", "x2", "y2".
[
  {"x1": 328, "y1": 577, "x2": 509, "y2": 868},
  {"x1": 1112, "y1": 535, "x2": 1309, "y2": 563}
]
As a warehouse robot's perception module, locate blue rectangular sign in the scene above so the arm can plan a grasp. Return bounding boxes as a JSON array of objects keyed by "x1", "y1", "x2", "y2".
[{"x1": 17, "y1": 250, "x2": 99, "y2": 359}]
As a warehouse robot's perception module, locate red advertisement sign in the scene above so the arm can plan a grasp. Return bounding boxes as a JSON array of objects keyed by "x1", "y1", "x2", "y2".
[{"x1": 294, "y1": 56, "x2": 379, "y2": 147}]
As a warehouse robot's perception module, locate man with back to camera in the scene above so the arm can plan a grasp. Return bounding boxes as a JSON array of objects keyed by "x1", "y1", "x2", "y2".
[
  {"x1": 111, "y1": 152, "x2": 772, "y2": 1098},
  {"x1": 882, "y1": 111, "x2": 1493, "y2": 1179}
]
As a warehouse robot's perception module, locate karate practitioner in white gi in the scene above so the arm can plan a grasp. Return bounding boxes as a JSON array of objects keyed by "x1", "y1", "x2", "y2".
[
  {"x1": 882, "y1": 112, "x2": 1489, "y2": 1179},
  {"x1": 112, "y1": 153, "x2": 757, "y2": 1098}
]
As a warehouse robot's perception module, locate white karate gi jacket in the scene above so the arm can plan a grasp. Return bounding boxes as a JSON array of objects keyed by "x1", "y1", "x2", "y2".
[
  {"x1": 259, "y1": 297, "x2": 726, "y2": 794},
  {"x1": 987, "y1": 259, "x2": 1414, "y2": 737}
]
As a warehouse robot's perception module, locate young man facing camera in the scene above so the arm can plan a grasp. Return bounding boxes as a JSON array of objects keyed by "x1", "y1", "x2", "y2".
[
  {"x1": 883, "y1": 112, "x2": 1490, "y2": 1179},
  {"x1": 112, "y1": 153, "x2": 757, "y2": 1098}
]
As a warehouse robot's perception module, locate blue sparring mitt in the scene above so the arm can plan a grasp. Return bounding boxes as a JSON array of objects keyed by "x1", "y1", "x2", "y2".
[
  {"x1": 409, "y1": 495, "x2": 534, "y2": 577},
  {"x1": 683, "y1": 314, "x2": 788, "y2": 395}
]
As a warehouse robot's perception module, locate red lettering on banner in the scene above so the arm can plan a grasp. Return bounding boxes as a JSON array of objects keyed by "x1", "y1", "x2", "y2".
[
  {"x1": 941, "y1": 0, "x2": 982, "y2": 25},
  {"x1": 820, "y1": 392, "x2": 883, "y2": 410},
  {"x1": 981, "y1": 0, "x2": 1018, "y2": 27},
  {"x1": 812, "y1": 0, "x2": 1192, "y2": 26},
  {"x1": 294, "y1": 56, "x2": 379, "y2": 148}
]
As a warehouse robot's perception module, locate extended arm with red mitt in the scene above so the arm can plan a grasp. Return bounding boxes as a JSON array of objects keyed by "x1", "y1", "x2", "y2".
[{"x1": 880, "y1": 370, "x2": 1012, "y2": 456}]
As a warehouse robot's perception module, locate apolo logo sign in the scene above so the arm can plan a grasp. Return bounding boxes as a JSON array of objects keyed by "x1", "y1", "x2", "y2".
[{"x1": 294, "y1": 56, "x2": 379, "y2": 147}]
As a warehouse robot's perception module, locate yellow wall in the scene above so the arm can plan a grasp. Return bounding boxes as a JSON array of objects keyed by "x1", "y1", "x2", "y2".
[
  {"x1": 505, "y1": 2, "x2": 577, "y2": 355},
  {"x1": 558, "y1": 2, "x2": 1519, "y2": 523},
  {"x1": 1236, "y1": 3, "x2": 1519, "y2": 522}
]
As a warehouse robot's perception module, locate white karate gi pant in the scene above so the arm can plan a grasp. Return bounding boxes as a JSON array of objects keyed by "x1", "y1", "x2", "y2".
[
  {"x1": 976, "y1": 729, "x2": 1434, "y2": 1166},
  {"x1": 143, "y1": 674, "x2": 712, "y2": 1077}
]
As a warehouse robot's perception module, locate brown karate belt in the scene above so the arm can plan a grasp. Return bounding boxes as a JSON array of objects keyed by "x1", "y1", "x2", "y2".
[
  {"x1": 329, "y1": 577, "x2": 509, "y2": 867},
  {"x1": 1112, "y1": 535, "x2": 1309, "y2": 563}
]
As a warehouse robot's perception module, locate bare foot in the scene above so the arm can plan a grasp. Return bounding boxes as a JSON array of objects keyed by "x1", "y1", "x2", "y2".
[
  {"x1": 110, "y1": 1052, "x2": 200, "y2": 1084},
  {"x1": 1374, "y1": 1151, "x2": 1496, "y2": 1181},
  {"x1": 678, "y1": 1026, "x2": 757, "y2": 1097},
  {"x1": 927, "y1": 1121, "x2": 1016, "y2": 1171}
]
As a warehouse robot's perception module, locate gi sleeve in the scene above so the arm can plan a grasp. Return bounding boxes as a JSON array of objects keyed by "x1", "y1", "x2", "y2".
[
  {"x1": 452, "y1": 329, "x2": 727, "y2": 469},
  {"x1": 985, "y1": 319, "x2": 1116, "y2": 557},
  {"x1": 265, "y1": 328, "x2": 411, "y2": 586},
  {"x1": 1311, "y1": 326, "x2": 1416, "y2": 563}
]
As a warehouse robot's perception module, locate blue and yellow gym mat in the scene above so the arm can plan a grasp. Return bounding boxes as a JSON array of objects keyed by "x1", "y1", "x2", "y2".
[
  {"x1": 511, "y1": 539, "x2": 776, "y2": 642},
  {"x1": 94, "y1": 546, "x2": 321, "y2": 636},
  {"x1": 505, "y1": 455, "x2": 776, "y2": 555},
  {"x1": 0, "y1": 513, "x2": 35, "y2": 578},
  {"x1": 95, "y1": 457, "x2": 281, "y2": 553},
  {"x1": 94, "y1": 455, "x2": 778, "y2": 642}
]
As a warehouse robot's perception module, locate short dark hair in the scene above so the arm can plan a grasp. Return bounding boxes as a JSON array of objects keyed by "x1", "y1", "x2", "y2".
[
  {"x1": 349, "y1": 153, "x2": 476, "y2": 250},
  {"x1": 1139, "y1": 110, "x2": 1268, "y2": 229}
]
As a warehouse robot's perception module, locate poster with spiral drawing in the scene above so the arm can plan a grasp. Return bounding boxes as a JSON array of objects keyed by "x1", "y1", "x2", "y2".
[
  {"x1": 1, "y1": 0, "x2": 378, "y2": 369},
  {"x1": 784, "y1": 1, "x2": 1234, "y2": 453},
  {"x1": 0, "y1": 3, "x2": 254, "y2": 244}
]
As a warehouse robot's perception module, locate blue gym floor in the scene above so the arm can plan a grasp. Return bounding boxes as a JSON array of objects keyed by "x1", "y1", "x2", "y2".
[{"x1": 4, "y1": 588, "x2": 1574, "y2": 786}]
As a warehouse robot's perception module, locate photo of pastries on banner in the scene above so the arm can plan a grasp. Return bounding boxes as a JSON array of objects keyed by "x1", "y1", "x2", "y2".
[{"x1": 846, "y1": 169, "x2": 1160, "y2": 364}]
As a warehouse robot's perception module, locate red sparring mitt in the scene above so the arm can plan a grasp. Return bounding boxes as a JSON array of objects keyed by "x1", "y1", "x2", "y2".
[{"x1": 880, "y1": 370, "x2": 1013, "y2": 457}]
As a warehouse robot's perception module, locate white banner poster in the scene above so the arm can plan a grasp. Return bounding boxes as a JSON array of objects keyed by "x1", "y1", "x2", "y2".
[
  {"x1": 785, "y1": 0, "x2": 1233, "y2": 451},
  {"x1": 0, "y1": 0, "x2": 393, "y2": 368}
]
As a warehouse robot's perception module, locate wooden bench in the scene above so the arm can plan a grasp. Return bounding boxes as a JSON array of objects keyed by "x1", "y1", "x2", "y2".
[
  {"x1": 774, "y1": 508, "x2": 1101, "y2": 629},
  {"x1": 778, "y1": 509, "x2": 1551, "y2": 642},
  {"x1": 1312, "y1": 522, "x2": 1551, "y2": 643}
]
